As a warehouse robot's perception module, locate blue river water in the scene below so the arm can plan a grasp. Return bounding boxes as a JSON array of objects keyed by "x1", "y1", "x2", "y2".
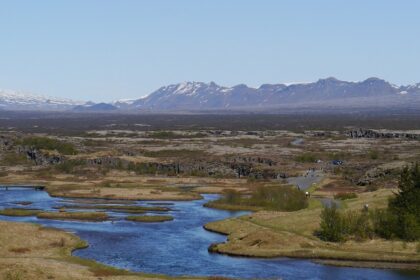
[{"x1": 0, "y1": 188, "x2": 419, "y2": 280}]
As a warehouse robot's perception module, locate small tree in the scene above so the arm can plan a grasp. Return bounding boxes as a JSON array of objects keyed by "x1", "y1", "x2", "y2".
[
  {"x1": 318, "y1": 203, "x2": 343, "y2": 242},
  {"x1": 388, "y1": 163, "x2": 420, "y2": 241}
]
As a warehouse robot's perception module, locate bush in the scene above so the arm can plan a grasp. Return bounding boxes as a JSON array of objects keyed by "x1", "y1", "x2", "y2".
[
  {"x1": 211, "y1": 186, "x2": 308, "y2": 212},
  {"x1": 318, "y1": 203, "x2": 344, "y2": 242},
  {"x1": 318, "y1": 163, "x2": 420, "y2": 242},
  {"x1": 388, "y1": 163, "x2": 420, "y2": 241},
  {"x1": 1, "y1": 153, "x2": 27, "y2": 165},
  {"x1": 222, "y1": 189, "x2": 242, "y2": 204},
  {"x1": 334, "y1": 192, "x2": 358, "y2": 200},
  {"x1": 353, "y1": 211, "x2": 374, "y2": 240},
  {"x1": 370, "y1": 209, "x2": 397, "y2": 239},
  {"x1": 368, "y1": 150, "x2": 379, "y2": 160},
  {"x1": 249, "y1": 186, "x2": 308, "y2": 211},
  {"x1": 294, "y1": 153, "x2": 316, "y2": 163},
  {"x1": 318, "y1": 206, "x2": 374, "y2": 242},
  {"x1": 55, "y1": 159, "x2": 85, "y2": 173},
  {"x1": 20, "y1": 137, "x2": 77, "y2": 155},
  {"x1": 397, "y1": 213, "x2": 420, "y2": 241}
]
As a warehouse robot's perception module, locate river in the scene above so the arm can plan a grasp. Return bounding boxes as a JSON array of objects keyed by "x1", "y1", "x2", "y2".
[{"x1": 0, "y1": 188, "x2": 418, "y2": 280}]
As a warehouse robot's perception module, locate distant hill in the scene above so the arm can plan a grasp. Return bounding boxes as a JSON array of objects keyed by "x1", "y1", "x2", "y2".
[
  {"x1": 118, "y1": 78, "x2": 420, "y2": 111},
  {"x1": 72, "y1": 103, "x2": 118, "y2": 112},
  {"x1": 0, "y1": 89, "x2": 82, "y2": 111},
  {"x1": 2, "y1": 77, "x2": 420, "y2": 112}
]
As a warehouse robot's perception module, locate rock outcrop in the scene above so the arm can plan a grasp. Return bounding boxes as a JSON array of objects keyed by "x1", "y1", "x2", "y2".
[{"x1": 346, "y1": 129, "x2": 420, "y2": 140}]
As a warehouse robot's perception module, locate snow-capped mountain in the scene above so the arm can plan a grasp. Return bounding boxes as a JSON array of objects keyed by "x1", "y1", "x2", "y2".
[
  {"x1": 0, "y1": 89, "x2": 83, "y2": 110},
  {"x1": 2, "y1": 78, "x2": 420, "y2": 112},
  {"x1": 125, "y1": 77, "x2": 420, "y2": 111}
]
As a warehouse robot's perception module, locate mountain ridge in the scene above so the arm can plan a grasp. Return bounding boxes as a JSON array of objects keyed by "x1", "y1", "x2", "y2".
[{"x1": 2, "y1": 77, "x2": 420, "y2": 112}]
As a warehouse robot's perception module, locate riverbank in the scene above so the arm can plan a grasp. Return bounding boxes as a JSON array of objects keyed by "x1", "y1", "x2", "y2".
[
  {"x1": 0, "y1": 221, "x2": 219, "y2": 280},
  {"x1": 204, "y1": 189, "x2": 420, "y2": 270},
  {"x1": 0, "y1": 171, "x2": 251, "y2": 201}
]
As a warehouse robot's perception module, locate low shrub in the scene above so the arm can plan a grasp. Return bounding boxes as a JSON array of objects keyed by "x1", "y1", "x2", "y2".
[
  {"x1": 318, "y1": 206, "x2": 374, "y2": 242},
  {"x1": 210, "y1": 186, "x2": 308, "y2": 212},
  {"x1": 1, "y1": 153, "x2": 27, "y2": 165},
  {"x1": 54, "y1": 159, "x2": 85, "y2": 173},
  {"x1": 368, "y1": 150, "x2": 379, "y2": 160},
  {"x1": 317, "y1": 203, "x2": 344, "y2": 242},
  {"x1": 19, "y1": 136, "x2": 77, "y2": 155},
  {"x1": 334, "y1": 192, "x2": 358, "y2": 200},
  {"x1": 294, "y1": 153, "x2": 316, "y2": 163}
]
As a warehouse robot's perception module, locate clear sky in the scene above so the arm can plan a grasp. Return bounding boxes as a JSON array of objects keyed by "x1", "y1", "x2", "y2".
[{"x1": 0, "y1": 0, "x2": 419, "y2": 102}]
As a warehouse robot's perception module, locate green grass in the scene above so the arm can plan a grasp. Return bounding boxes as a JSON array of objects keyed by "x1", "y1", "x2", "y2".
[
  {"x1": 125, "y1": 215, "x2": 174, "y2": 223},
  {"x1": 0, "y1": 208, "x2": 41, "y2": 216}
]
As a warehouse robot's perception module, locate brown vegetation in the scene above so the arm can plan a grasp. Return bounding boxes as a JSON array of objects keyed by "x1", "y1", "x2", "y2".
[
  {"x1": 125, "y1": 215, "x2": 174, "y2": 223},
  {"x1": 37, "y1": 211, "x2": 109, "y2": 222}
]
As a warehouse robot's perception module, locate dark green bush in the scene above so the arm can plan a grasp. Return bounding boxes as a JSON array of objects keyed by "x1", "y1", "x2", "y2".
[
  {"x1": 318, "y1": 203, "x2": 344, "y2": 242},
  {"x1": 370, "y1": 209, "x2": 397, "y2": 239},
  {"x1": 388, "y1": 163, "x2": 420, "y2": 241},
  {"x1": 318, "y1": 206, "x2": 373, "y2": 242}
]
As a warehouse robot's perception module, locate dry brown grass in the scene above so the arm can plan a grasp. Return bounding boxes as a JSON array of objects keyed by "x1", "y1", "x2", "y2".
[
  {"x1": 37, "y1": 211, "x2": 109, "y2": 222},
  {"x1": 205, "y1": 189, "x2": 420, "y2": 269},
  {"x1": 0, "y1": 208, "x2": 41, "y2": 217},
  {"x1": 125, "y1": 215, "x2": 174, "y2": 223}
]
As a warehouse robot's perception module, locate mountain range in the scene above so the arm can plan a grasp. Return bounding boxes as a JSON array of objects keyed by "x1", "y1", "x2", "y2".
[{"x1": 2, "y1": 77, "x2": 420, "y2": 112}]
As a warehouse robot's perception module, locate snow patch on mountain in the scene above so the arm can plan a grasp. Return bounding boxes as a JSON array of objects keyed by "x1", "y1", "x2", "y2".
[{"x1": 0, "y1": 89, "x2": 84, "y2": 110}]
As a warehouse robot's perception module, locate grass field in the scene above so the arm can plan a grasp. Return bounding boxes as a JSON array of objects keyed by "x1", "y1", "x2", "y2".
[{"x1": 205, "y1": 189, "x2": 420, "y2": 270}]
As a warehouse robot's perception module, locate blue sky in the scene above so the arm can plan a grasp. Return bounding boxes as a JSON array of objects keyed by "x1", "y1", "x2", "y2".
[{"x1": 0, "y1": 0, "x2": 419, "y2": 101}]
